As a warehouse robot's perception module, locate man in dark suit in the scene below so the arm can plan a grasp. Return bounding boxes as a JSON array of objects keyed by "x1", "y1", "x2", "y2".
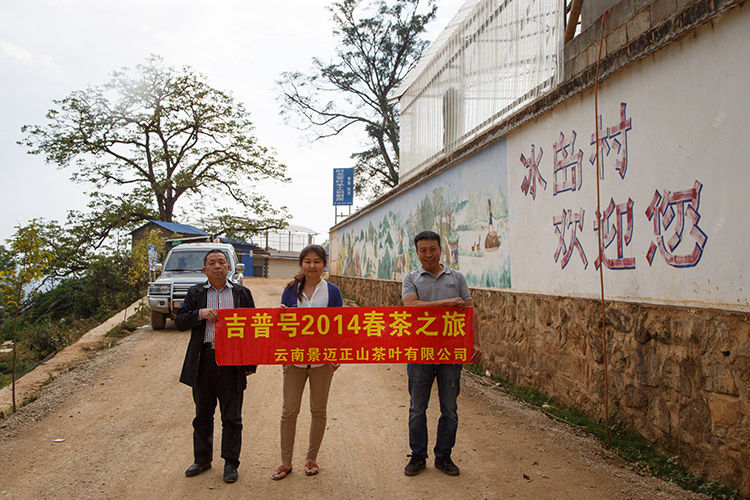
[{"x1": 176, "y1": 249, "x2": 256, "y2": 484}]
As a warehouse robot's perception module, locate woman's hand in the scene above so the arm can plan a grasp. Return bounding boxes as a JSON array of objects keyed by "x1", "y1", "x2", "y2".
[
  {"x1": 279, "y1": 304, "x2": 288, "y2": 309},
  {"x1": 329, "y1": 363, "x2": 340, "y2": 372}
]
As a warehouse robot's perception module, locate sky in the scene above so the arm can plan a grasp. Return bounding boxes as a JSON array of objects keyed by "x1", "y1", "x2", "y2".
[{"x1": 0, "y1": 0, "x2": 465, "y2": 245}]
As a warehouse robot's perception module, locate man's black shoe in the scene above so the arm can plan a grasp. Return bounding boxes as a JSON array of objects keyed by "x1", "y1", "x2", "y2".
[
  {"x1": 185, "y1": 462, "x2": 211, "y2": 477},
  {"x1": 223, "y1": 463, "x2": 239, "y2": 483},
  {"x1": 404, "y1": 454, "x2": 426, "y2": 476},
  {"x1": 435, "y1": 455, "x2": 460, "y2": 476}
]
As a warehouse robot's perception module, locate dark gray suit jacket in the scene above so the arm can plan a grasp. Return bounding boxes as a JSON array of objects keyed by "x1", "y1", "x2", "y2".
[{"x1": 176, "y1": 281, "x2": 257, "y2": 390}]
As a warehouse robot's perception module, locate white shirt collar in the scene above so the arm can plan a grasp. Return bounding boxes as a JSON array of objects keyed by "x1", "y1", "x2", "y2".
[{"x1": 300, "y1": 279, "x2": 328, "y2": 307}]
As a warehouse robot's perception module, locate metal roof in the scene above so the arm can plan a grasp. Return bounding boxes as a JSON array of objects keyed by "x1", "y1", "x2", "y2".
[{"x1": 140, "y1": 220, "x2": 210, "y2": 235}]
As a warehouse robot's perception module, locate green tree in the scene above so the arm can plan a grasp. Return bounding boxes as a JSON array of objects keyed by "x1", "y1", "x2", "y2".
[
  {"x1": 278, "y1": 0, "x2": 437, "y2": 198},
  {"x1": 21, "y1": 55, "x2": 290, "y2": 240},
  {"x1": 196, "y1": 210, "x2": 289, "y2": 243},
  {"x1": 126, "y1": 229, "x2": 166, "y2": 287},
  {"x1": 0, "y1": 245, "x2": 14, "y2": 324},
  {"x1": 0, "y1": 220, "x2": 55, "y2": 412}
]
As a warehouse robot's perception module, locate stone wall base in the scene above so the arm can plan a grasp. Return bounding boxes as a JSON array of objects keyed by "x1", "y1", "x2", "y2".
[{"x1": 329, "y1": 275, "x2": 750, "y2": 494}]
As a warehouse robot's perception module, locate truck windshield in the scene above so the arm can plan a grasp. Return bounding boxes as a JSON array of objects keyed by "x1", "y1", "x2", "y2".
[{"x1": 164, "y1": 251, "x2": 229, "y2": 272}]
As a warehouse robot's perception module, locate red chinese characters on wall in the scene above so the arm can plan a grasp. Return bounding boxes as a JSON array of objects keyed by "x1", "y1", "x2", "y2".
[
  {"x1": 594, "y1": 197, "x2": 635, "y2": 270},
  {"x1": 553, "y1": 208, "x2": 588, "y2": 269},
  {"x1": 520, "y1": 144, "x2": 547, "y2": 199},
  {"x1": 553, "y1": 131, "x2": 584, "y2": 195},
  {"x1": 645, "y1": 180, "x2": 707, "y2": 267},
  {"x1": 519, "y1": 102, "x2": 707, "y2": 271},
  {"x1": 590, "y1": 103, "x2": 632, "y2": 180}
]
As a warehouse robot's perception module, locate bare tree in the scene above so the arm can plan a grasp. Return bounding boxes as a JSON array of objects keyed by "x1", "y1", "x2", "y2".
[{"x1": 279, "y1": 0, "x2": 437, "y2": 198}]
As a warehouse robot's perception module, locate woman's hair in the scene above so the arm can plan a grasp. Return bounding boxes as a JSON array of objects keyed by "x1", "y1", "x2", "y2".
[{"x1": 285, "y1": 245, "x2": 328, "y2": 299}]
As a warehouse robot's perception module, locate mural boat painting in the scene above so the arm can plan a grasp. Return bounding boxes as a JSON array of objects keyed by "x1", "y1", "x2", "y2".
[{"x1": 484, "y1": 230, "x2": 500, "y2": 251}]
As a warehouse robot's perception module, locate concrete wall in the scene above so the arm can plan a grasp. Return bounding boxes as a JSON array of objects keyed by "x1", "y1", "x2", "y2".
[
  {"x1": 332, "y1": 1, "x2": 750, "y2": 311},
  {"x1": 329, "y1": 0, "x2": 749, "y2": 492},
  {"x1": 509, "y1": 5, "x2": 749, "y2": 309},
  {"x1": 330, "y1": 275, "x2": 749, "y2": 493},
  {"x1": 266, "y1": 257, "x2": 300, "y2": 280}
]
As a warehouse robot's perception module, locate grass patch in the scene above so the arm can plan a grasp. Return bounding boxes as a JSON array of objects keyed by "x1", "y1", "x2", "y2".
[
  {"x1": 83, "y1": 339, "x2": 119, "y2": 352},
  {"x1": 0, "y1": 357, "x2": 36, "y2": 389},
  {"x1": 465, "y1": 363, "x2": 745, "y2": 500},
  {"x1": 105, "y1": 304, "x2": 150, "y2": 339},
  {"x1": 20, "y1": 395, "x2": 38, "y2": 408},
  {"x1": 67, "y1": 317, "x2": 103, "y2": 343},
  {"x1": 85, "y1": 304, "x2": 150, "y2": 352}
]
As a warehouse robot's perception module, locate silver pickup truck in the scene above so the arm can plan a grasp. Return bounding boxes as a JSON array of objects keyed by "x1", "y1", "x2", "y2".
[{"x1": 147, "y1": 242, "x2": 245, "y2": 330}]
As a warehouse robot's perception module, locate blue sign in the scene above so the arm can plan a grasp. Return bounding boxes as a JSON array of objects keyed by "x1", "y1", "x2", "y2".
[{"x1": 333, "y1": 168, "x2": 354, "y2": 206}]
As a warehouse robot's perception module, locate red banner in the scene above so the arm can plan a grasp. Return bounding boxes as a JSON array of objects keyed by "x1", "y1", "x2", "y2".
[{"x1": 214, "y1": 306, "x2": 473, "y2": 365}]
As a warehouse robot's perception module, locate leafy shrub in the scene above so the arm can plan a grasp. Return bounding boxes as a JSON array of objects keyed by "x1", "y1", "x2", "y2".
[
  {"x1": 26, "y1": 253, "x2": 144, "y2": 322},
  {"x1": 24, "y1": 318, "x2": 70, "y2": 360},
  {"x1": 0, "y1": 249, "x2": 147, "y2": 388}
]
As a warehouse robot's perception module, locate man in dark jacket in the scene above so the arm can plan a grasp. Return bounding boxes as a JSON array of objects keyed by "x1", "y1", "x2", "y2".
[{"x1": 176, "y1": 249, "x2": 256, "y2": 484}]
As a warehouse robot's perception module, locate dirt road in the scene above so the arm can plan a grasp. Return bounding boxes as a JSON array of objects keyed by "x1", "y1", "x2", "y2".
[{"x1": 0, "y1": 278, "x2": 702, "y2": 499}]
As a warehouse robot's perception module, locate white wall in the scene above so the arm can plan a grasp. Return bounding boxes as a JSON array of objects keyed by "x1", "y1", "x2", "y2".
[
  {"x1": 332, "y1": 6, "x2": 750, "y2": 311},
  {"x1": 267, "y1": 258, "x2": 300, "y2": 280},
  {"x1": 508, "y1": 8, "x2": 749, "y2": 309}
]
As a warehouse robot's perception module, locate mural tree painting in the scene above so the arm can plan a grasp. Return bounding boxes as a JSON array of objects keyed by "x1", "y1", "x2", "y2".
[
  {"x1": 0, "y1": 220, "x2": 55, "y2": 412},
  {"x1": 21, "y1": 55, "x2": 290, "y2": 245},
  {"x1": 278, "y1": 0, "x2": 437, "y2": 198},
  {"x1": 331, "y1": 143, "x2": 511, "y2": 287}
]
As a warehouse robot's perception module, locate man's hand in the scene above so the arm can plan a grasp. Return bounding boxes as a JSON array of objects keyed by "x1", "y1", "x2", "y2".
[
  {"x1": 470, "y1": 345, "x2": 482, "y2": 364},
  {"x1": 200, "y1": 308, "x2": 219, "y2": 323},
  {"x1": 403, "y1": 295, "x2": 470, "y2": 310},
  {"x1": 440, "y1": 297, "x2": 466, "y2": 309}
]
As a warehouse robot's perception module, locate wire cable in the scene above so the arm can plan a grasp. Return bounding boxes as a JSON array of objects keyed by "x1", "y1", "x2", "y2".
[{"x1": 594, "y1": 8, "x2": 611, "y2": 442}]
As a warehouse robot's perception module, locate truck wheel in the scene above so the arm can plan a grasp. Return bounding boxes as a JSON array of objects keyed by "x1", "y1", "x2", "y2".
[{"x1": 151, "y1": 311, "x2": 166, "y2": 330}]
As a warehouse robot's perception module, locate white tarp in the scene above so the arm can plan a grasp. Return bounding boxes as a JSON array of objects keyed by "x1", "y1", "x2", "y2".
[{"x1": 398, "y1": 0, "x2": 564, "y2": 182}]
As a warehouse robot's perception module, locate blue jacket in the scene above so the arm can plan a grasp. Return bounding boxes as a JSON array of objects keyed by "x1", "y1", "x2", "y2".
[{"x1": 281, "y1": 280, "x2": 343, "y2": 307}]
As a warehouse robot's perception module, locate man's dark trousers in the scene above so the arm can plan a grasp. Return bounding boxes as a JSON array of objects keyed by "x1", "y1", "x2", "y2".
[
  {"x1": 407, "y1": 363, "x2": 461, "y2": 458},
  {"x1": 193, "y1": 345, "x2": 244, "y2": 467}
]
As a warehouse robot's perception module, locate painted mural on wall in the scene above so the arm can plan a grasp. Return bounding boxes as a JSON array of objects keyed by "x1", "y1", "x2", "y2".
[{"x1": 332, "y1": 140, "x2": 510, "y2": 288}]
